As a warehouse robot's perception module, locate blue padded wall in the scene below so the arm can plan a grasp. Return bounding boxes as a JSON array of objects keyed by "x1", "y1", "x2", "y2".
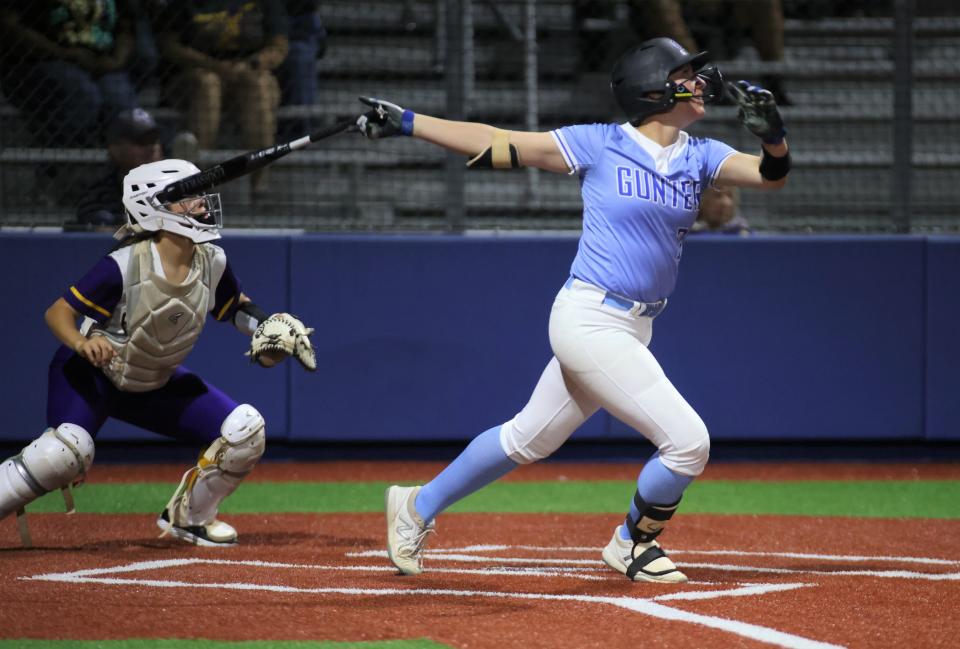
[
  {"x1": 1, "y1": 232, "x2": 954, "y2": 443},
  {"x1": 925, "y1": 238, "x2": 960, "y2": 440},
  {"x1": 288, "y1": 235, "x2": 606, "y2": 441},
  {"x1": 620, "y1": 236, "x2": 927, "y2": 440}
]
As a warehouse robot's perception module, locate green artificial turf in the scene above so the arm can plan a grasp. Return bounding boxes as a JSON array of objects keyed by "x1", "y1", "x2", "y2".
[{"x1": 24, "y1": 479, "x2": 960, "y2": 519}]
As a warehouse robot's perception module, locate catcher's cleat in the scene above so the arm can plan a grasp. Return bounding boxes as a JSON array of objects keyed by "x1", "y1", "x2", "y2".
[
  {"x1": 385, "y1": 485, "x2": 435, "y2": 575},
  {"x1": 602, "y1": 525, "x2": 687, "y2": 583},
  {"x1": 157, "y1": 509, "x2": 238, "y2": 547}
]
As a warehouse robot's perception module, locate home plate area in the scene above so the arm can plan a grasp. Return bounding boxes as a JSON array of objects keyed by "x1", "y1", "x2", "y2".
[{"x1": 24, "y1": 541, "x2": 960, "y2": 649}]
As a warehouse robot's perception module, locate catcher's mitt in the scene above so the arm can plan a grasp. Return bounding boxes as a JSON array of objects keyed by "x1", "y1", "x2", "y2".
[{"x1": 246, "y1": 313, "x2": 317, "y2": 371}]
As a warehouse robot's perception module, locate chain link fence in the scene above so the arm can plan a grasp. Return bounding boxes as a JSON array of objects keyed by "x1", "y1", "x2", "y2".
[{"x1": 0, "y1": 0, "x2": 958, "y2": 233}]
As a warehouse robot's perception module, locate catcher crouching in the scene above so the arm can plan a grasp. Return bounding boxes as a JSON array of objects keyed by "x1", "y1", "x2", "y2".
[{"x1": 0, "y1": 159, "x2": 316, "y2": 548}]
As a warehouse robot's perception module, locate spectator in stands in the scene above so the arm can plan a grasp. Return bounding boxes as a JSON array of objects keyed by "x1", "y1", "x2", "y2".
[
  {"x1": 627, "y1": 0, "x2": 790, "y2": 104},
  {"x1": 156, "y1": 0, "x2": 290, "y2": 197},
  {"x1": 690, "y1": 186, "x2": 751, "y2": 236},
  {"x1": 275, "y1": 1, "x2": 326, "y2": 141},
  {"x1": 74, "y1": 108, "x2": 164, "y2": 230},
  {"x1": 126, "y1": 0, "x2": 161, "y2": 91},
  {"x1": 0, "y1": 1, "x2": 140, "y2": 148}
]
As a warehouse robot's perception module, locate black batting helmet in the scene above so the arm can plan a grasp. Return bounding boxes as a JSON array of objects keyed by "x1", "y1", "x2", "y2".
[{"x1": 611, "y1": 38, "x2": 711, "y2": 126}]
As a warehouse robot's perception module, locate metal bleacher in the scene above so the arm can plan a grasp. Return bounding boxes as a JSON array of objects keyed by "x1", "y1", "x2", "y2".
[{"x1": 1, "y1": 1, "x2": 958, "y2": 233}]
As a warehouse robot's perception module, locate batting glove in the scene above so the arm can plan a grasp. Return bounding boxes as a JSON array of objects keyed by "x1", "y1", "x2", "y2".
[
  {"x1": 725, "y1": 80, "x2": 786, "y2": 145},
  {"x1": 356, "y1": 96, "x2": 415, "y2": 139}
]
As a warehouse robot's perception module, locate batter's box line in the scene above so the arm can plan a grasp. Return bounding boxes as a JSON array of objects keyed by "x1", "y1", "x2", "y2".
[
  {"x1": 672, "y1": 549, "x2": 960, "y2": 567},
  {"x1": 22, "y1": 559, "x2": 837, "y2": 649},
  {"x1": 346, "y1": 545, "x2": 960, "y2": 581},
  {"x1": 427, "y1": 545, "x2": 960, "y2": 566},
  {"x1": 19, "y1": 557, "x2": 607, "y2": 582}
]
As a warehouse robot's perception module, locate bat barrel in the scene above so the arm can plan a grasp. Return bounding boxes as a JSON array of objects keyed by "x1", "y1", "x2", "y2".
[
  {"x1": 155, "y1": 168, "x2": 226, "y2": 204},
  {"x1": 152, "y1": 118, "x2": 356, "y2": 203}
]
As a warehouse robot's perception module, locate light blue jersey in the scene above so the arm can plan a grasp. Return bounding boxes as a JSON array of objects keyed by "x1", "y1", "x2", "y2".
[{"x1": 552, "y1": 123, "x2": 736, "y2": 302}]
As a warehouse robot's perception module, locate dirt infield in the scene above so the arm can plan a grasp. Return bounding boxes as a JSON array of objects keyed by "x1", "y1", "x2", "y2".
[
  {"x1": 3, "y1": 509, "x2": 959, "y2": 648},
  {"x1": 2, "y1": 462, "x2": 959, "y2": 648}
]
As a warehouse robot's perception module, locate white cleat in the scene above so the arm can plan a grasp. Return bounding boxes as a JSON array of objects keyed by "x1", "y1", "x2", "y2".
[
  {"x1": 385, "y1": 485, "x2": 435, "y2": 575},
  {"x1": 601, "y1": 525, "x2": 687, "y2": 583},
  {"x1": 157, "y1": 510, "x2": 238, "y2": 547}
]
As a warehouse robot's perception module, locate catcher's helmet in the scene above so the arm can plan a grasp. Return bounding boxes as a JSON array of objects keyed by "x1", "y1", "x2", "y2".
[
  {"x1": 122, "y1": 159, "x2": 223, "y2": 243},
  {"x1": 611, "y1": 38, "x2": 715, "y2": 126}
]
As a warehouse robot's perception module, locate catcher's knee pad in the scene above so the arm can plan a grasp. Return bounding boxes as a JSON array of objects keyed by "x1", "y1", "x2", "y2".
[
  {"x1": 0, "y1": 424, "x2": 95, "y2": 544},
  {"x1": 659, "y1": 426, "x2": 710, "y2": 477},
  {"x1": 164, "y1": 405, "x2": 265, "y2": 527},
  {"x1": 215, "y1": 404, "x2": 266, "y2": 476},
  {"x1": 500, "y1": 416, "x2": 564, "y2": 465}
]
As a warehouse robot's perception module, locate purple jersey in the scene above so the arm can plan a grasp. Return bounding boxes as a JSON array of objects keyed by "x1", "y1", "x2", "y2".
[
  {"x1": 64, "y1": 241, "x2": 243, "y2": 326},
  {"x1": 50, "y1": 240, "x2": 246, "y2": 443}
]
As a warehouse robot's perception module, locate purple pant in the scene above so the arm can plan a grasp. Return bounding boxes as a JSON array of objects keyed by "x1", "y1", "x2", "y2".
[{"x1": 47, "y1": 346, "x2": 239, "y2": 445}]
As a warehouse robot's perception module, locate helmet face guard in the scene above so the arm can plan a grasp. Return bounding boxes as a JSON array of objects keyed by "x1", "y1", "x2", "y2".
[
  {"x1": 665, "y1": 65, "x2": 726, "y2": 109},
  {"x1": 695, "y1": 64, "x2": 726, "y2": 105},
  {"x1": 611, "y1": 38, "x2": 723, "y2": 125}
]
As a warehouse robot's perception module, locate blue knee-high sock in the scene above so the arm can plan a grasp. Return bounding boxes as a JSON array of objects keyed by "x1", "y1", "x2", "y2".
[
  {"x1": 619, "y1": 453, "x2": 695, "y2": 541},
  {"x1": 415, "y1": 425, "x2": 518, "y2": 523}
]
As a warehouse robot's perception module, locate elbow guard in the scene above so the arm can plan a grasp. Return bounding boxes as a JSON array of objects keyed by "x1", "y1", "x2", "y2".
[
  {"x1": 759, "y1": 149, "x2": 791, "y2": 181},
  {"x1": 466, "y1": 128, "x2": 521, "y2": 169}
]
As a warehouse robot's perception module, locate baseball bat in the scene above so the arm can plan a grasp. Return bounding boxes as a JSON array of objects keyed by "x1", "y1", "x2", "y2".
[{"x1": 155, "y1": 117, "x2": 358, "y2": 204}]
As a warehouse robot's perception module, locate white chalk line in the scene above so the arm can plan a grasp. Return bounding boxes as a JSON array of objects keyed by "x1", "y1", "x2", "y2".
[
  {"x1": 348, "y1": 548, "x2": 960, "y2": 580},
  {"x1": 27, "y1": 556, "x2": 607, "y2": 582},
  {"x1": 28, "y1": 541, "x2": 958, "y2": 649},
  {"x1": 674, "y1": 549, "x2": 960, "y2": 566},
  {"x1": 23, "y1": 559, "x2": 837, "y2": 649},
  {"x1": 611, "y1": 597, "x2": 840, "y2": 649},
  {"x1": 678, "y1": 562, "x2": 960, "y2": 581},
  {"x1": 424, "y1": 545, "x2": 960, "y2": 566}
]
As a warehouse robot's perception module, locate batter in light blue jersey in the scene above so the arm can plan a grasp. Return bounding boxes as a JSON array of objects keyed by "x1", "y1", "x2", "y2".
[
  {"x1": 555, "y1": 123, "x2": 734, "y2": 302},
  {"x1": 357, "y1": 37, "x2": 791, "y2": 583}
]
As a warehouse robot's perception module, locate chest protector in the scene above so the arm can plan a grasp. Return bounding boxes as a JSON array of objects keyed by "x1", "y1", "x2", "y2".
[{"x1": 93, "y1": 240, "x2": 213, "y2": 392}]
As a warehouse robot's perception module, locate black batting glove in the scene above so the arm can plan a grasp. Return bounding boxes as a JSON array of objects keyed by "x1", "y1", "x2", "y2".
[
  {"x1": 356, "y1": 96, "x2": 414, "y2": 139},
  {"x1": 725, "y1": 80, "x2": 786, "y2": 144}
]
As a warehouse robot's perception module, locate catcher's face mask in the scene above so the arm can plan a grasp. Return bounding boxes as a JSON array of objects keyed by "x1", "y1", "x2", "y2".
[
  {"x1": 164, "y1": 194, "x2": 223, "y2": 227},
  {"x1": 123, "y1": 159, "x2": 223, "y2": 243},
  {"x1": 141, "y1": 192, "x2": 223, "y2": 243}
]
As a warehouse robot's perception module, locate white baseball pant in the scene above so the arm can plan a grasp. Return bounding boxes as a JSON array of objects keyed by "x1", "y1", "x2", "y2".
[{"x1": 499, "y1": 278, "x2": 709, "y2": 476}]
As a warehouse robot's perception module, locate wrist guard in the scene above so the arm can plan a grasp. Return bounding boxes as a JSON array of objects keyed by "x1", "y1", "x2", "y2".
[
  {"x1": 234, "y1": 301, "x2": 270, "y2": 336},
  {"x1": 759, "y1": 149, "x2": 791, "y2": 181},
  {"x1": 400, "y1": 109, "x2": 415, "y2": 136}
]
